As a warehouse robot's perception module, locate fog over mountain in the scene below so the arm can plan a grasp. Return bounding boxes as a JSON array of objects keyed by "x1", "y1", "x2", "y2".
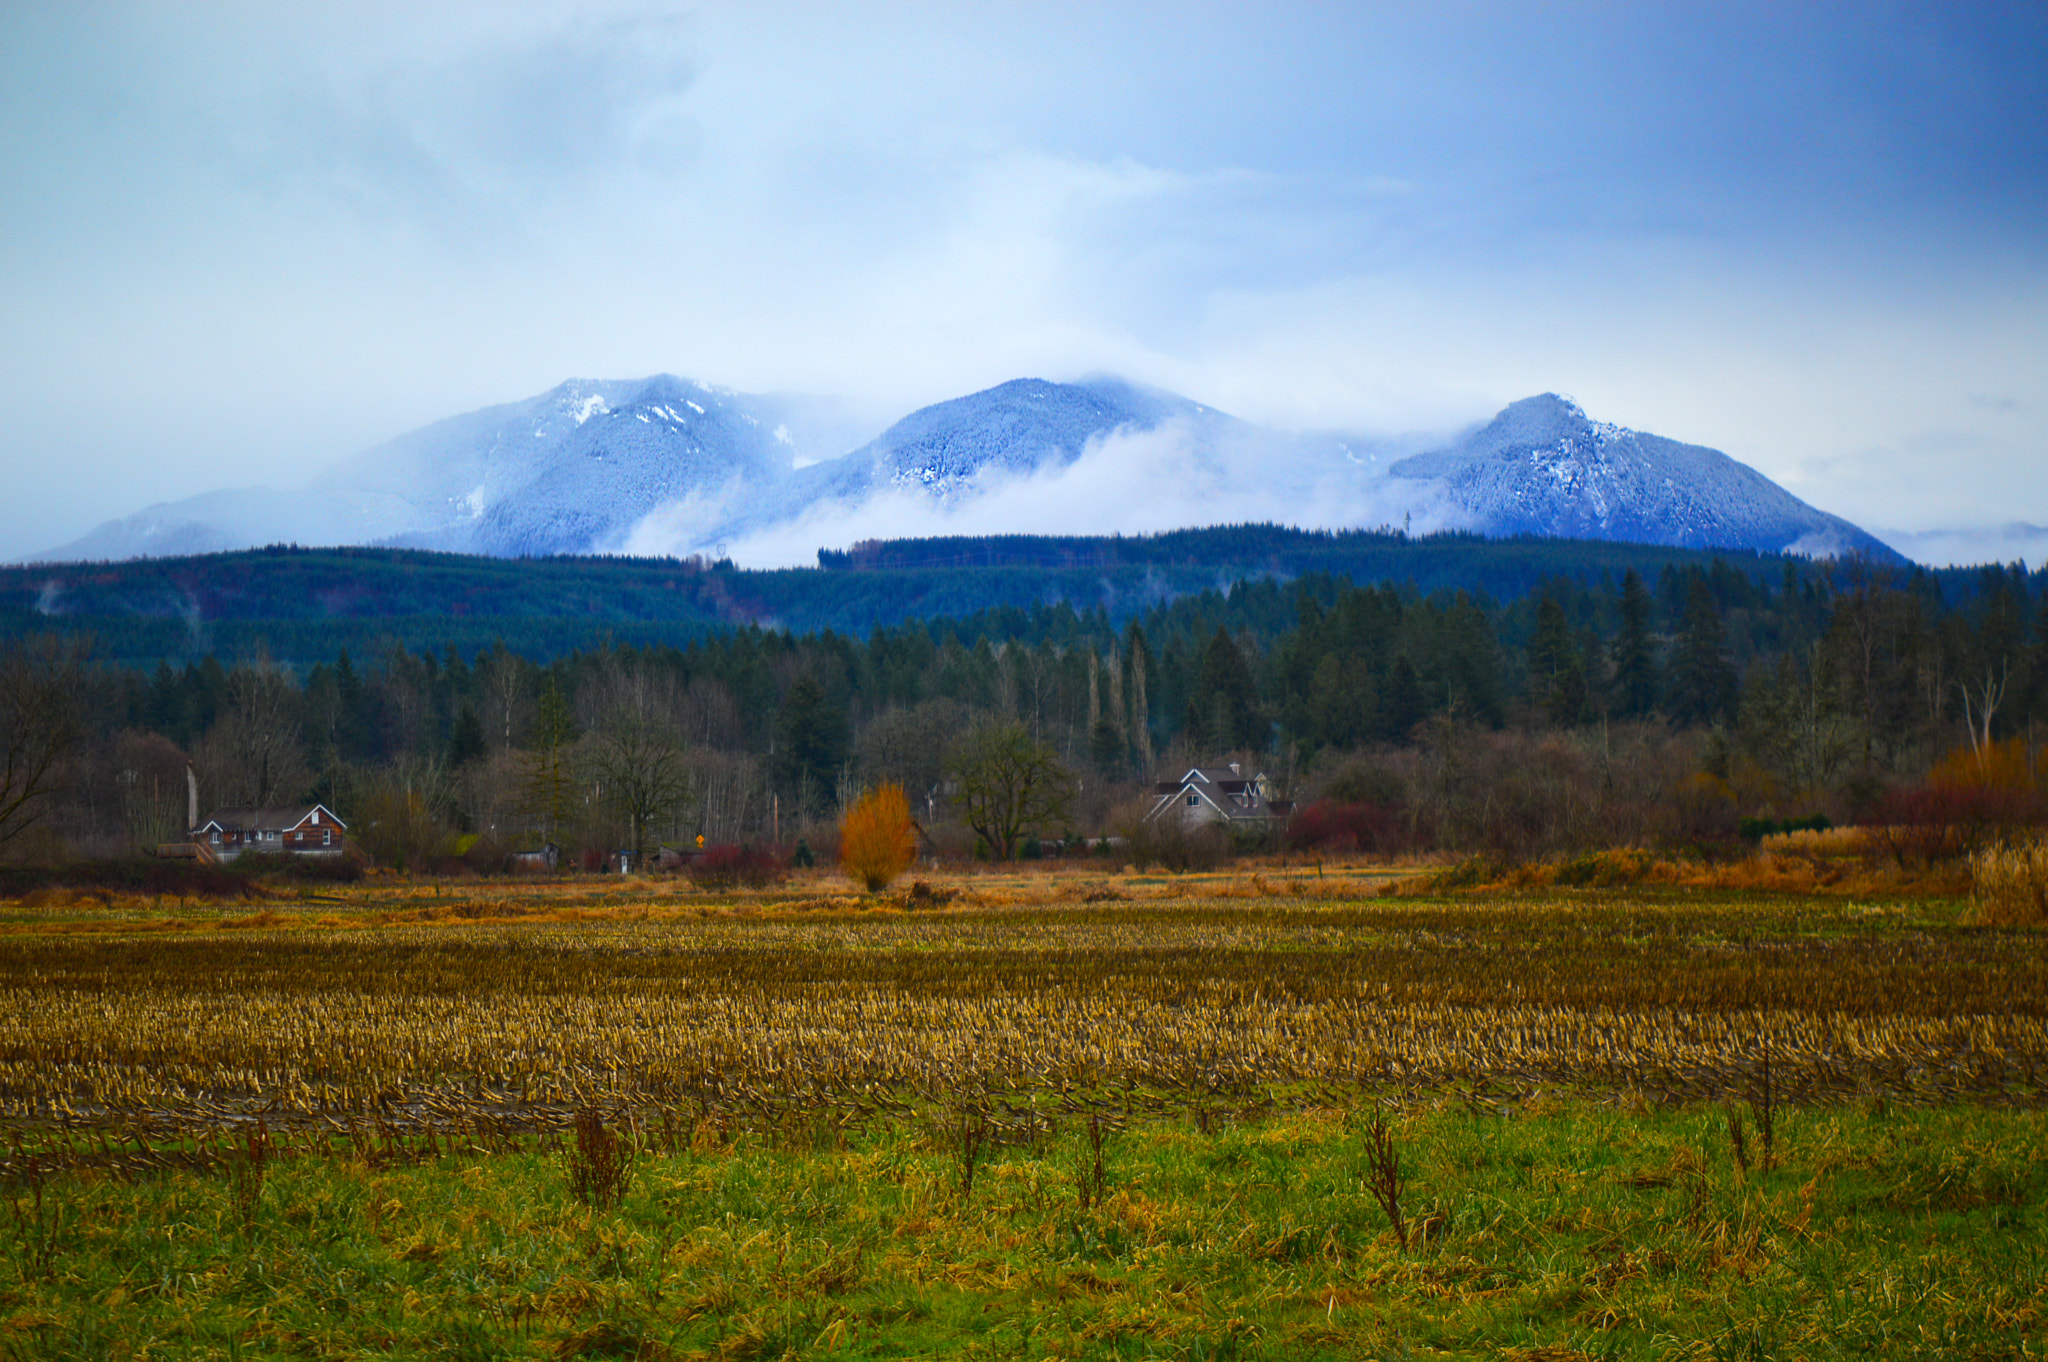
[
  {"x1": 1871, "y1": 524, "x2": 2048, "y2": 570},
  {"x1": 4, "y1": 8, "x2": 2041, "y2": 564},
  {"x1": 35, "y1": 374, "x2": 1906, "y2": 568}
]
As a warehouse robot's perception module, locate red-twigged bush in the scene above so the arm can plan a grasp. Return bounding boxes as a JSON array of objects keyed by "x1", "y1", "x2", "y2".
[
  {"x1": 1285, "y1": 800, "x2": 1412, "y2": 857},
  {"x1": 1861, "y1": 784, "x2": 2044, "y2": 868},
  {"x1": 689, "y1": 842, "x2": 788, "y2": 890}
]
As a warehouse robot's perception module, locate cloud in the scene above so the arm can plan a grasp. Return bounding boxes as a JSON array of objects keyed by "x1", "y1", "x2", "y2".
[
  {"x1": 1874, "y1": 524, "x2": 2048, "y2": 570},
  {"x1": 621, "y1": 419, "x2": 1466, "y2": 569},
  {"x1": 1, "y1": 2, "x2": 2045, "y2": 562}
]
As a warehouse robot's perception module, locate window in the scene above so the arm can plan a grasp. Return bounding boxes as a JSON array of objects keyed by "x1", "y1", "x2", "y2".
[
  {"x1": 323, "y1": 830, "x2": 331, "y2": 847},
  {"x1": 1186, "y1": 794, "x2": 1198, "y2": 806}
]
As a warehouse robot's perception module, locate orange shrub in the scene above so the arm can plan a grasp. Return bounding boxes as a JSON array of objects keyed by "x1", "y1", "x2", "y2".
[
  {"x1": 1930, "y1": 737, "x2": 2036, "y2": 792},
  {"x1": 840, "y1": 783, "x2": 917, "y2": 892}
]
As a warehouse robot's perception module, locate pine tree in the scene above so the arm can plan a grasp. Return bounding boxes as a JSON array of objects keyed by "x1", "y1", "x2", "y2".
[
  {"x1": 447, "y1": 704, "x2": 488, "y2": 769},
  {"x1": 1526, "y1": 594, "x2": 1585, "y2": 726},
  {"x1": 774, "y1": 673, "x2": 849, "y2": 810},
  {"x1": 1609, "y1": 569, "x2": 1659, "y2": 717},
  {"x1": 1124, "y1": 623, "x2": 1152, "y2": 769},
  {"x1": 1378, "y1": 655, "x2": 1426, "y2": 744},
  {"x1": 518, "y1": 675, "x2": 577, "y2": 842},
  {"x1": 1669, "y1": 577, "x2": 1737, "y2": 726},
  {"x1": 1195, "y1": 628, "x2": 1259, "y2": 751}
]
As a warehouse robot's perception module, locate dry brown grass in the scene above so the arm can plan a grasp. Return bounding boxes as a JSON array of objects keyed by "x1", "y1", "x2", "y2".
[
  {"x1": 1404, "y1": 845, "x2": 1969, "y2": 899},
  {"x1": 1758, "y1": 826, "x2": 1869, "y2": 857},
  {"x1": 0, "y1": 862, "x2": 2034, "y2": 1157},
  {"x1": 1972, "y1": 841, "x2": 2048, "y2": 925}
]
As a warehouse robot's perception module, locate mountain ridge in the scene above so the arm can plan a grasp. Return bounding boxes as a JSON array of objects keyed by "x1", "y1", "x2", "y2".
[{"x1": 31, "y1": 376, "x2": 1904, "y2": 567}]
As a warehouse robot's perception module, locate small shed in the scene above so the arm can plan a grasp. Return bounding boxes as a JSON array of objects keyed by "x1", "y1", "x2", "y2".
[{"x1": 508, "y1": 842, "x2": 560, "y2": 873}]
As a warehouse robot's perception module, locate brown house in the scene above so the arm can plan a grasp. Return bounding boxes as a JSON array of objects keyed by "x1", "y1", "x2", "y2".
[{"x1": 193, "y1": 805, "x2": 347, "y2": 860}]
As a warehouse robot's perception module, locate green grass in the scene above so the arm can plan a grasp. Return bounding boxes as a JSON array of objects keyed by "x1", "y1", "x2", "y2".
[{"x1": 4, "y1": 1098, "x2": 2044, "y2": 1360}]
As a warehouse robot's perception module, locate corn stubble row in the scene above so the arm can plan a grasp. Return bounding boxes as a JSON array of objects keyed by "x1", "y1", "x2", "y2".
[{"x1": 2, "y1": 902, "x2": 2043, "y2": 1146}]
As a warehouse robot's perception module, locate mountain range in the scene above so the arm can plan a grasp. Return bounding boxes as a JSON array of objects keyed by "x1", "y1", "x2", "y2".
[{"x1": 32, "y1": 375, "x2": 1904, "y2": 566}]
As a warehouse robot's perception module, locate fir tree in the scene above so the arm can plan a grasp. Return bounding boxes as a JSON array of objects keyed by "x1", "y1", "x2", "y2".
[
  {"x1": 1378, "y1": 655, "x2": 1427, "y2": 744},
  {"x1": 517, "y1": 675, "x2": 577, "y2": 843},
  {"x1": 1194, "y1": 628, "x2": 1259, "y2": 751},
  {"x1": 1669, "y1": 577, "x2": 1737, "y2": 726},
  {"x1": 774, "y1": 673, "x2": 849, "y2": 810},
  {"x1": 1526, "y1": 594, "x2": 1585, "y2": 725},
  {"x1": 447, "y1": 704, "x2": 488, "y2": 769},
  {"x1": 1609, "y1": 569, "x2": 1659, "y2": 717}
]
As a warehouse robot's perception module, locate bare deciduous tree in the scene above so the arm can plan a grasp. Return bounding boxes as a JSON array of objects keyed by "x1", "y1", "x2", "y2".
[
  {"x1": 950, "y1": 722, "x2": 1073, "y2": 861},
  {"x1": 0, "y1": 636, "x2": 87, "y2": 854},
  {"x1": 581, "y1": 655, "x2": 688, "y2": 864},
  {"x1": 477, "y1": 644, "x2": 532, "y2": 750},
  {"x1": 590, "y1": 717, "x2": 688, "y2": 865},
  {"x1": 194, "y1": 660, "x2": 312, "y2": 810}
]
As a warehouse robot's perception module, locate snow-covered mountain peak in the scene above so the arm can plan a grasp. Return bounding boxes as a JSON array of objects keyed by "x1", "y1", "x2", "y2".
[
  {"x1": 1391, "y1": 394, "x2": 1900, "y2": 560},
  {"x1": 29, "y1": 377, "x2": 1903, "y2": 567}
]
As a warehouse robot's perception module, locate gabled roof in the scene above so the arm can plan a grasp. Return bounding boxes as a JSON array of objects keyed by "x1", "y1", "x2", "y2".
[
  {"x1": 1143, "y1": 765, "x2": 1292, "y2": 823},
  {"x1": 195, "y1": 804, "x2": 346, "y2": 833},
  {"x1": 1153, "y1": 767, "x2": 1254, "y2": 795}
]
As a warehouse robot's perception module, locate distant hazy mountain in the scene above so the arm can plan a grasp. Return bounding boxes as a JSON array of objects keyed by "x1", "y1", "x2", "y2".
[
  {"x1": 1872, "y1": 523, "x2": 2048, "y2": 569},
  {"x1": 34, "y1": 376, "x2": 1902, "y2": 567},
  {"x1": 1389, "y1": 394, "x2": 1901, "y2": 562}
]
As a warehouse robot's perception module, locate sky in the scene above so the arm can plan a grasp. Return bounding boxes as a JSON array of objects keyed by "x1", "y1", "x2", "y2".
[{"x1": 1, "y1": 1, "x2": 2044, "y2": 563}]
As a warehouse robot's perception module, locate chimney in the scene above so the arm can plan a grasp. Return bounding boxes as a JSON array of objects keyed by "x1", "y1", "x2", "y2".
[
  {"x1": 186, "y1": 764, "x2": 198, "y2": 834},
  {"x1": 1229, "y1": 761, "x2": 1240, "y2": 776}
]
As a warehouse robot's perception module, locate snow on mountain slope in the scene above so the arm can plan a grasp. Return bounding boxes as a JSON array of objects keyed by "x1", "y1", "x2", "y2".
[
  {"x1": 638, "y1": 376, "x2": 1438, "y2": 563},
  {"x1": 34, "y1": 377, "x2": 1903, "y2": 568},
  {"x1": 32, "y1": 377, "x2": 878, "y2": 563},
  {"x1": 379, "y1": 375, "x2": 797, "y2": 557},
  {"x1": 1389, "y1": 394, "x2": 1902, "y2": 561}
]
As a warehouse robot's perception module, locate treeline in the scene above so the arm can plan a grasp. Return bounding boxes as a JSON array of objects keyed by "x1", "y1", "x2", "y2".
[
  {"x1": 7, "y1": 553, "x2": 2046, "y2": 870},
  {"x1": 5, "y1": 528, "x2": 1863, "y2": 670}
]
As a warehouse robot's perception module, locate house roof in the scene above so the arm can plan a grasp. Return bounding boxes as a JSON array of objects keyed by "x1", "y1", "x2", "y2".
[
  {"x1": 1153, "y1": 769, "x2": 1254, "y2": 795},
  {"x1": 196, "y1": 804, "x2": 346, "y2": 833},
  {"x1": 1144, "y1": 765, "x2": 1291, "y2": 823}
]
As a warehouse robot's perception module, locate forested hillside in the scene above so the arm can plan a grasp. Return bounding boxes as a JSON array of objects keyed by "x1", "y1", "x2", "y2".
[
  {"x1": 6, "y1": 527, "x2": 1815, "y2": 668},
  {"x1": 4, "y1": 529, "x2": 2043, "y2": 872}
]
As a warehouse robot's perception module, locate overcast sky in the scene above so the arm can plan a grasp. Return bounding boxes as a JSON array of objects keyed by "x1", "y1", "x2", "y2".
[{"x1": 2, "y1": 1, "x2": 2043, "y2": 562}]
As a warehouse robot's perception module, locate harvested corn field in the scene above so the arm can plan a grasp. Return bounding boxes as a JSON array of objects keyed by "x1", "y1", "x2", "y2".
[{"x1": 0, "y1": 874, "x2": 2041, "y2": 1162}]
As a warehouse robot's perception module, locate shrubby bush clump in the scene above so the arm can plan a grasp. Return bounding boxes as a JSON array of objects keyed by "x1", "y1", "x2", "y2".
[
  {"x1": 840, "y1": 784, "x2": 916, "y2": 892},
  {"x1": 0, "y1": 856, "x2": 265, "y2": 901},
  {"x1": 1739, "y1": 813, "x2": 1832, "y2": 843},
  {"x1": 1285, "y1": 800, "x2": 1412, "y2": 857},
  {"x1": 230, "y1": 851, "x2": 365, "y2": 883},
  {"x1": 1120, "y1": 813, "x2": 1230, "y2": 873},
  {"x1": 690, "y1": 843, "x2": 786, "y2": 890}
]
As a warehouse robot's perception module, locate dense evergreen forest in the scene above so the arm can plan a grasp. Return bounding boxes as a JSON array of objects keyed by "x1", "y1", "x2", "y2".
[
  {"x1": 6, "y1": 526, "x2": 1854, "y2": 669},
  {"x1": 5, "y1": 524, "x2": 2045, "y2": 871}
]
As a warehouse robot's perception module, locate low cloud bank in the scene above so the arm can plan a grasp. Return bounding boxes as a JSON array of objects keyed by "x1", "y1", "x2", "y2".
[
  {"x1": 1875, "y1": 524, "x2": 2048, "y2": 569},
  {"x1": 620, "y1": 420, "x2": 1466, "y2": 568}
]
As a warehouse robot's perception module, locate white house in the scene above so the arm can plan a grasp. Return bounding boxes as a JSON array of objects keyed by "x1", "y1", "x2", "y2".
[{"x1": 1144, "y1": 763, "x2": 1294, "y2": 828}]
